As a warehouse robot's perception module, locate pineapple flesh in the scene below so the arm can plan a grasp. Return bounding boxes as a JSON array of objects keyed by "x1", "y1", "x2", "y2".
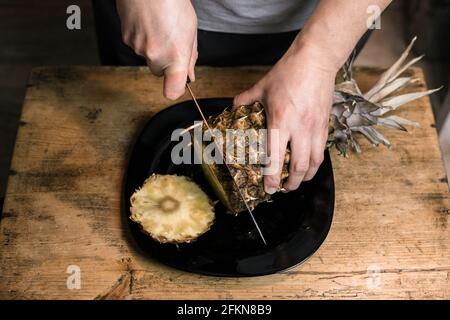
[
  {"x1": 130, "y1": 175, "x2": 215, "y2": 243},
  {"x1": 201, "y1": 38, "x2": 440, "y2": 214}
]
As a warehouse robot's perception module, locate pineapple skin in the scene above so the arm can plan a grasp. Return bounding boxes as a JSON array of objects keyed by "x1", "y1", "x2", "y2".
[{"x1": 203, "y1": 102, "x2": 289, "y2": 214}]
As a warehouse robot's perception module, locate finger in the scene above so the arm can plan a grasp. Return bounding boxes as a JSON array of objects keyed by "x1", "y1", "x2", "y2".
[
  {"x1": 233, "y1": 85, "x2": 262, "y2": 108},
  {"x1": 263, "y1": 123, "x2": 289, "y2": 194},
  {"x1": 188, "y1": 33, "x2": 198, "y2": 81},
  {"x1": 303, "y1": 130, "x2": 326, "y2": 181},
  {"x1": 147, "y1": 59, "x2": 164, "y2": 77},
  {"x1": 163, "y1": 65, "x2": 188, "y2": 100},
  {"x1": 283, "y1": 134, "x2": 311, "y2": 191}
]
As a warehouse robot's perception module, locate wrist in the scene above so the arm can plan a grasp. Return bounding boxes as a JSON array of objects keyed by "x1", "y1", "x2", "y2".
[{"x1": 290, "y1": 34, "x2": 343, "y2": 75}]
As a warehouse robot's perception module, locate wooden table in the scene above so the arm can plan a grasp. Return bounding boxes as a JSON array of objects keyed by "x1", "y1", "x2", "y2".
[{"x1": 0, "y1": 66, "x2": 449, "y2": 300}]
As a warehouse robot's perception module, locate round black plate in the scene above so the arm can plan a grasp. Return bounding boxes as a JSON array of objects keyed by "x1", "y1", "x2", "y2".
[{"x1": 123, "y1": 98, "x2": 334, "y2": 277}]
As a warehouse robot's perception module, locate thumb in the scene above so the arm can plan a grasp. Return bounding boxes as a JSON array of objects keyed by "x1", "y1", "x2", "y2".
[
  {"x1": 163, "y1": 65, "x2": 188, "y2": 100},
  {"x1": 233, "y1": 85, "x2": 262, "y2": 107}
]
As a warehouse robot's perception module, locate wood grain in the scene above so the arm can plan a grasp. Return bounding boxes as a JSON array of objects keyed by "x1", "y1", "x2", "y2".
[
  {"x1": 0, "y1": 66, "x2": 449, "y2": 300},
  {"x1": 0, "y1": 0, "x2": 99, "y2": 197}
]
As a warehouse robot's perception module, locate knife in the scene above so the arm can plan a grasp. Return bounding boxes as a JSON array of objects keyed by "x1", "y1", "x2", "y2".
[{"x1": 185, "y1": 78, "x2": 267, "y2": 245}]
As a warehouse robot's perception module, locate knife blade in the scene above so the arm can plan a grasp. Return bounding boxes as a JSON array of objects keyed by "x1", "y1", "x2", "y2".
[{"x1": 185, "y1": 78, "x2": 267, "y2": 245}]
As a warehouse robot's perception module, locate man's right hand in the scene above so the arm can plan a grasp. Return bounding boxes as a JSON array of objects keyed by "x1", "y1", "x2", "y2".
[{"x1": 116, "y1": 0, "x2": 198, "y2": 100}]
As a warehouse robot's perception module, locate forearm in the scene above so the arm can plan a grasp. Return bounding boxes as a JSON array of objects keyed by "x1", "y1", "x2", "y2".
[{"x1": 293, "y1": 0, "x2": 392, "y2": 71}]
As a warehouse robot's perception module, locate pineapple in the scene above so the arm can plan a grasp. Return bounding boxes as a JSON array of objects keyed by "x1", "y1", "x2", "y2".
[
  {"x1": 200, "y1": 101, "x2": 289, "y2": 214},
  {"x1": 130, "y1": 175, "x2": 215, "y2": 243},
  {"x1": 201, "y1": 38, "x2": 440, "y2": 214}
]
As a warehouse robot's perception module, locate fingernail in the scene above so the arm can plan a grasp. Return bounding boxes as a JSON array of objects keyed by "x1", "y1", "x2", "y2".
[
  {"x1": 265, "y1": 186, "x2": 277, "y2": 194},
  {"x1": 165, "y1": 90, "x2": 183, "y2": 100}
]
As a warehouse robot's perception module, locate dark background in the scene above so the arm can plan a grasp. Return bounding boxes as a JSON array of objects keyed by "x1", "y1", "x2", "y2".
[{"x1": 0, "y1": 0, "x2": 449, "y2": 200}]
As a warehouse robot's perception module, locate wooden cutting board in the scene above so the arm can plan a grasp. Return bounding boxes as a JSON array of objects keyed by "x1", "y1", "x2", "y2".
[{"x1": 0, "y1": 66, "x2": 449, "y2": 299}]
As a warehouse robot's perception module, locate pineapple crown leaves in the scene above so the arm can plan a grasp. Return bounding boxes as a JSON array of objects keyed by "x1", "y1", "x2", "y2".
[{"x1": 330, "y1": 37, "x2": 442, "y2": 157}]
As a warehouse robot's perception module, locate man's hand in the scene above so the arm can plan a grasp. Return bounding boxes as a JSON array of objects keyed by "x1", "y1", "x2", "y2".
[
  {"x1": 116, "y1": 0, "x2": 198, "y2": 100},
  {"x1": 234, "y1": 41, "x2": 338, "y2": 194},
  {"x1": 235, "y1": 0, "x2": 391, "y2": 192}
]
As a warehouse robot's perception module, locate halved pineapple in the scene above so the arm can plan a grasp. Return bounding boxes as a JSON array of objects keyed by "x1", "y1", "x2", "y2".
[
  {"x1": 130, "y1": 175, "x2": 215, "y2": 243},
  {"x1": 199, "y1": 38, "x2": 439, "y2": 214}
]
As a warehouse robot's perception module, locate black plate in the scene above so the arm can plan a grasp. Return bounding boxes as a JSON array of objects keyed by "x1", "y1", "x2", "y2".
[{"x1": 123, "y1": 98, "x2": 334, "y2": 277}]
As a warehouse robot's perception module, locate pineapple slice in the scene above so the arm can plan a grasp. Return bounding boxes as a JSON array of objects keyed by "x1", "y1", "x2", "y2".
[{"x1": 130, "y1": 175, "x2": 215, "y2": 243}]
